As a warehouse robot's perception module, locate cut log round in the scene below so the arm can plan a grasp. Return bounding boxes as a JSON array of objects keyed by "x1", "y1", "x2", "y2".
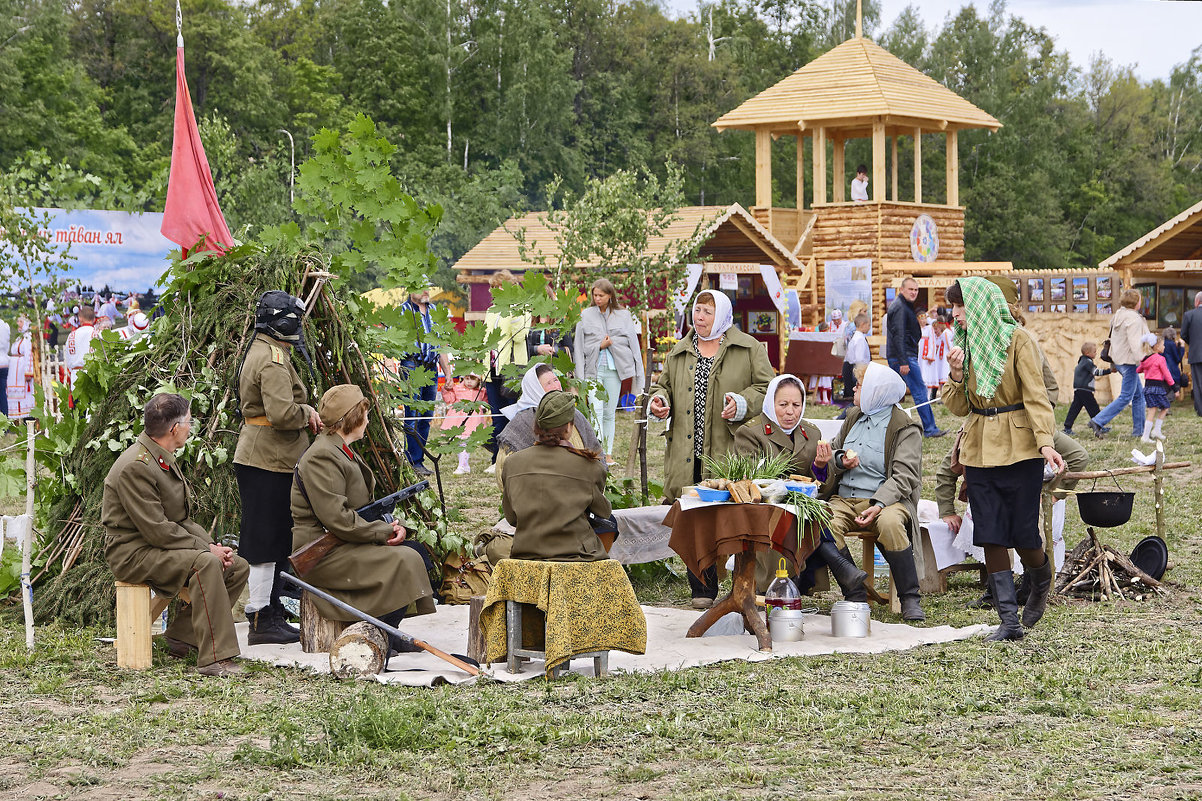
[
  {"x1": 300, "y1": 590, "x2": 348, "y2": 653},
  {"x1": 329, "y1": 621, "x2": 389, "y2": 678},
  {"x1": 466, "y1": 595, "x2": 486, "y2": 665}
]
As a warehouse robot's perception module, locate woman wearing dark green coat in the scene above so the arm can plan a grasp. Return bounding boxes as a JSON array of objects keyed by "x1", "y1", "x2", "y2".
[
  {"x1": 291, "y1": 385, "x2": 434, "y2": 639},
  {"x1": 733, "y1": 374, "x2": 867, "y2": 596}
]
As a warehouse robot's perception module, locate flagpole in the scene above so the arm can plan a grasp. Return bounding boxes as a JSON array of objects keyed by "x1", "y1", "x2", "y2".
[{"x1": 176, "y1": 0, "x2": 183, "y2": 47}]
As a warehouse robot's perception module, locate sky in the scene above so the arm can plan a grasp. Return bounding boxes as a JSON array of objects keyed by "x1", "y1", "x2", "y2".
[{"x1": 666, "y1": 0, "x2": 1202, "y2": 82}]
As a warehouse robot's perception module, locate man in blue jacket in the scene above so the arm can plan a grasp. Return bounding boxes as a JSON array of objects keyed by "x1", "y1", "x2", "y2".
[{"x1": 886, "y1": 277, "x2": 945, "y2": 438}]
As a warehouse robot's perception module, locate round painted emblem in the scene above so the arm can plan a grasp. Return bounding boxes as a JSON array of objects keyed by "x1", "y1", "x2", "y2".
[{"x1": 909, "y1": 214, "x2": 939, "y2": 262}]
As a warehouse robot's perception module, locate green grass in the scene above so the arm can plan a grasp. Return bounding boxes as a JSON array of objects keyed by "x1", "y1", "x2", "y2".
[{"x1": 2, "y1": 397, "x2": 1202, "y2": 799}]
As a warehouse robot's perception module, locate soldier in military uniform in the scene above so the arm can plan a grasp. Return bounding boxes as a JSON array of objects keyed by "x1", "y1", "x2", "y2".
[
  {"x1": 103, "y1": 393, "x2": 248, "y2": 677},
  {"x1": 235, "y1": 291, "x2": 321, "y2": 644}
]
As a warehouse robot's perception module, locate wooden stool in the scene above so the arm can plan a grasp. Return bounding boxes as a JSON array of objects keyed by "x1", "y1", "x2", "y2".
[
  {"x1": 505, "y1": 601, "x2": 609, "y2": 677},
  {"x1": 114, "y1": 581, "x2": 190, "y2": 669},
  {"x1": 843, "y1": 531, "x2": 901, "y2": 614},
  {"x1": 299, "y1": 590, "x2": 348, "y2": 653}
]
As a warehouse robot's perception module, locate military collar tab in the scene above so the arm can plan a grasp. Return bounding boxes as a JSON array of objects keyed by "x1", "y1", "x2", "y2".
[{"x1": 339, "y1": 443, "x2": 355, "y2": 461}]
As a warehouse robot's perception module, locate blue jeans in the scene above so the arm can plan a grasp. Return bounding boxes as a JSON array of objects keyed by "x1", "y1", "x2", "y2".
[
  {"x1": 1091, "y1": 362, "x2": 1145, "y2": 436},
  {"x1": 403, "y1": 367, "x2": 438, "y2": 467},
  {"x1": 888, "y1": 356, "x2": 938, "y2": 434},
  {"x1": 484, "y1": 379, "x2": 510, "y2": 463}
]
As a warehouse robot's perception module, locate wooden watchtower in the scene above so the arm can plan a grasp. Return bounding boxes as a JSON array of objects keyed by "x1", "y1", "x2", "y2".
[{"x1": 712, "y1": 10, "x2": 1001, "y2": 324}]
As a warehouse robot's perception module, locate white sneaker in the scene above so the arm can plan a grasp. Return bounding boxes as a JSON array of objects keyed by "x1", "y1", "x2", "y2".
[
  {"x1": 485, "y1": 463, "x2": 496, "y2": 474},
  {"x1": 1152, "y1": 432, "x2": 1165, "y2": 440},
  {"x1": 1141, "y1": 435, "x2": 1154, "y2": 443},
  {"x1": 453, "y1": 465, "x2": 470, "y2": 475}
]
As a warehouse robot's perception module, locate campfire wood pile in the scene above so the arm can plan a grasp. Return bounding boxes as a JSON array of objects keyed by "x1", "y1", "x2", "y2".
[{"x1": 1055, "y1": 529, "x2": 1165, "y2": 601}]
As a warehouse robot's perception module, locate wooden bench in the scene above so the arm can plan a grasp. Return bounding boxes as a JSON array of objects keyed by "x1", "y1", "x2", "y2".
[{"x1": 114, "y1": 581, "x2": 190, "y2": 669}]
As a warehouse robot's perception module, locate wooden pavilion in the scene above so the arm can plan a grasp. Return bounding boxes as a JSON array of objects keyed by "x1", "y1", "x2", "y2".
[{"x1": 711, "y1": 11, "x2": 1003, "y2": 324}]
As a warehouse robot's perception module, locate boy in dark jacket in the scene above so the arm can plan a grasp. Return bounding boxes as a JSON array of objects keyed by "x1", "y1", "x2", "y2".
[{"x1": 1064, "y1": 342, "x2": 1114, "y2": 434}]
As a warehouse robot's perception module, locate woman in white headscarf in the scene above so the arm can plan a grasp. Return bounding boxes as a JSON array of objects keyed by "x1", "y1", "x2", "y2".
[
  {"x1": 820, "y1": 362, "x2": 927, "y2": 621},
  {"x1": 493, "y1": 364, "x2": 602, "y2": 488},
  {"x1": 649, "y1": 288, "x2": 774, "y2": 607},
  {"x1": 733, "y1": 374, "x2": 868, "y2": 597}
]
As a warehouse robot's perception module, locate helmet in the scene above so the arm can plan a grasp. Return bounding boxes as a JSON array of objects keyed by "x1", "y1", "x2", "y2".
[{"x1": 254, "y1": 290, "x2": 306, "y2": 343}]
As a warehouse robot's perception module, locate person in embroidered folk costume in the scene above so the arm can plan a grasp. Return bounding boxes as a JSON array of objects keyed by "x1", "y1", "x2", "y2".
[
  {"x1": 501, "y1": 390, "x2": 613, "y2": 562},
  {"x1": 234, "y1": 290, "x2": 321, "y2": 645},
  {"x1": 103, "y1": 394, "x2": 249, "y2": 677},
  {"x1": 821, "y1": 362, "x2": 926, "y2": 621},
  {"x1": 942, "y1": 277, "x2": 1065, "y2": 641},
  {"x1": 291, "y1": 385, "x2": 434, "y2": 653}
]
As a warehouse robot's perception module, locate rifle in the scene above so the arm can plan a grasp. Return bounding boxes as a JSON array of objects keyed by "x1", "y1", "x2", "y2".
[
  {"x1": 289, "y1": 479, "x2": 430, "y2": 577},
  {"x1": 277, "y1": 572, "x2": 480, "y2": 677}
]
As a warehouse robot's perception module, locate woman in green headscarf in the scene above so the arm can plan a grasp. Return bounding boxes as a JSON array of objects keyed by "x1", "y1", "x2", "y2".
[
  {"x1": 500, "y1": 390, "x2": 613, "y2": 562},
  {"x1": 942, "y1": 277, "x2": 1065, "y2": 642}
]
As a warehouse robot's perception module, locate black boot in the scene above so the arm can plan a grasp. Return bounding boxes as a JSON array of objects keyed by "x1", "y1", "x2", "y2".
[
  {"x1": 247, "y1": 606, "x2": 301, "y2": 645},
  {"x1": 984, "y1": 570, "x2": 1025, "y2": 642},
  {"x1": 379, "y1": 608, "x2": 420, "y2": 655},
  {"x1": 1015, "y1": 571, "x2": 1031, "y2": 606},
  {"x1": 271, "y1": 601, "x2": 301, "y2": 635},
  {"x1": 687, "y1": 566, "x2": 718, "y2": 609},
  {"x1": 1021, "y1": 556, "x2": 1054, "y2": 629},
  {"x1": 816, "y1": 542, "x2": 868, "y2": 602},
  {"x1": 881, "y1": 546, "x2": 925, "y2": 621},
  {"x1": 965, "y1": 583, "x2": 993, "y2": 609}
]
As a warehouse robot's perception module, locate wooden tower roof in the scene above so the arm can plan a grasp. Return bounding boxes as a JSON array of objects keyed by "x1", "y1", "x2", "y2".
[{"x1": 712, "y1": 36, "x2": 1002, "y2": 135}]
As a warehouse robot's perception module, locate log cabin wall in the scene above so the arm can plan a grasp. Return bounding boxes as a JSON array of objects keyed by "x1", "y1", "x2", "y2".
[{"x1": 810, "y1": 201, "x2": 965, "y2": 323}]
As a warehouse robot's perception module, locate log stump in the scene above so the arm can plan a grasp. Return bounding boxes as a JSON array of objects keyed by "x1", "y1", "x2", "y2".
[
  {"x1": 300, "y1": 590, "x2": 348, "y2": 653},
  {"x1": 329, "y1": 622, "x2": 389, "y2": 678},
  {"x1": 466, "y1": 595, "x2": 486, "y2": 664}
]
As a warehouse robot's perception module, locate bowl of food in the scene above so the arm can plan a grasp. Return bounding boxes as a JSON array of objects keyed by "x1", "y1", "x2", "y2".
[
  {"x1": 694, "y1": 486, "x2": 732, "y2": 503},
  {"x1": 783, "y1": 474, "x2": 819, "y2": 496}
]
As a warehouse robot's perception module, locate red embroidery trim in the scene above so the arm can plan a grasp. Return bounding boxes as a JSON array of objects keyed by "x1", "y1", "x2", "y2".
[{"x1": 764, "y1": 424, "x2": 773, "y2": 435}]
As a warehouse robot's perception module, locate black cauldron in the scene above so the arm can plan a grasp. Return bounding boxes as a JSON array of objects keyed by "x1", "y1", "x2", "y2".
[{"x1": 1075, "y1": 491, "x2": 1135, "y2": 528}]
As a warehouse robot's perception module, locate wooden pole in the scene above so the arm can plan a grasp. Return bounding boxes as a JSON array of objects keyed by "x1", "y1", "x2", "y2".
[
  {"x1": 22, "y1": 419, "x2": 34, "y2": 650},
  {"x1": 913, "y1": 127, "x2": 922, "y2": 203},
  {"x1": 795, "y1": 134, "x2": 805, "y2": 212},
  {"x1": 891, "y1": 135, "x2": 899, "y2": 201},
  {"x1": 812, "y1": 128, "x2": 826, "y2": 205},
  {"x1": 872, "y1": 121, "x2": 886, "y2": 202},
  {"x1": 946, "y1": 129, "x2": 958, "y2": 207},
  {"x1": 755, "y1": 128, "x2": 772, "y2": 209},
  {"x1": 832, "y1": 136, "x2": 845, "y2": 203}
]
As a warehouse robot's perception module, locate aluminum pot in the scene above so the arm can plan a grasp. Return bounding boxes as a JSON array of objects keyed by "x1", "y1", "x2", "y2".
[
  {"x1": 767, "y1": 607, "x2": 805, "y2": 642},
  {"x1": 830, "y1": 600, "x2": 871, "y2": 638}
]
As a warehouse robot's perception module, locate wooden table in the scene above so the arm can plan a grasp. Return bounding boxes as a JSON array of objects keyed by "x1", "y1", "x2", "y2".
[{"x1": 663, "y1": 501, "x2": 820, "y2": 651}]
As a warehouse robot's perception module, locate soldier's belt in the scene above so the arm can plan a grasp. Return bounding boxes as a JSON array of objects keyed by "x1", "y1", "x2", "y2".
[{"x1": 243, "y1": 416, "x2": 271, "y2": 426}]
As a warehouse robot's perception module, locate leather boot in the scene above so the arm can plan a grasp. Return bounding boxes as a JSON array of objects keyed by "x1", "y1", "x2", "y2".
[
  {"x1": 965, "y1": 583, "x2": 993, "y2": 609},
  {"x1": 271, "y1": 601, "x2": 301, "y2": 635},
  {"x1": 984, "y1": 570, "x2": 1025, "y2": 642},
  {"x1": 836, "y1": 546, "x2": 869, "y2": 602},
  {"x1": 881, "y1": 546, "x2": 925, "y2": 621},
  {"x1": 247, "y1": 606, "x2": 301, "y2": 645},
  {"x1": 817, "y1": 541, "x2": 868, "y2": 602},
  {"x1": 1020, "y1": 556, "x2": 1054, "y2": 629}
]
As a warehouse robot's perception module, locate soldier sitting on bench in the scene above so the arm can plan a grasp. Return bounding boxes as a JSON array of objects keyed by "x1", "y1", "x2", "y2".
[{"x1": 103, "y1": 393, "x2": 249, "y2": 677}]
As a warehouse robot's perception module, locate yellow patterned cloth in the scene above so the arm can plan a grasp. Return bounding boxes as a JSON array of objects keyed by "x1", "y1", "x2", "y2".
[{"x1": 481, "y1": 558, "x2": 647, "y2": 673}]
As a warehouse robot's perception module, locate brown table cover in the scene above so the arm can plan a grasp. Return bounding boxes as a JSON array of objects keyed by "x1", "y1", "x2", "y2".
[{"x1": 664, "y1": 501, "x2": 818, "y2": 577}]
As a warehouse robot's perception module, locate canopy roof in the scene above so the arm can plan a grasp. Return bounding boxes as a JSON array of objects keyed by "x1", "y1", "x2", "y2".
[
  {"x1": 1100, "y1": 197, "x2": 1202, "y2": 268},
  {"x1": 453, "y1": 204, "x2": 804, "y2": 275},
  {"x1": 713, "y1": 36, "x2": 1002, "y2": 135}
]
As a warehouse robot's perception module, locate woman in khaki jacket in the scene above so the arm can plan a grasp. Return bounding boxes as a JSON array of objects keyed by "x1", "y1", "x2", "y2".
[
  {"x1": 1088, "y1": 288, "x2": 1150, "y2": 439},
  {"x1": 291, "y1": 385, "x2": 434, "y2": 651},
  {"x1": 942, "y1": 278, "x2": 1066, "y2": 641},
  {"x1": 649, "y1": 288, "x2": 774, "y2": 606}
]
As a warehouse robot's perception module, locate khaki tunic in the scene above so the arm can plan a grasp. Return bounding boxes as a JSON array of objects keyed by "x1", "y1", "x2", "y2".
[
  {"x1": 291, "y1": 432, "x2": 433, "y2": 621},
  {"x1": 733, "y1": 414, "x2": 823, "y2": 590},
  {"x1": 650, "y1": 328, "x2": 775, "y2": 500},
  {"x1": 820, "y1": 407, "x2": 924, "y2": 555},
  {"x1": 234, "y1": 333, "x2": 314, "y2": 473},
  {"x1": 502, "y1": 445, "x2": 612, "y2": 562},
  {"x1": 940, "y1": 326, "x2": 1055, "y2": 468},
  {"x1": 103, "y1": 432, "x2": 247, "y2": 667}
]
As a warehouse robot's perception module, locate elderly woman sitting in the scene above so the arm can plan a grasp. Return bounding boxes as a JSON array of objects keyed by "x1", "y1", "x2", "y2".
[
  {"x1": 733, "y1": 374, "x2": 867, "y2": 596},
  {"x1": 502, "y1": 391, "x2": 613, "y2": 562},
  {"x1": 494, "y1": 364, "x2": 603, "y2": 486},
  {"x1": 822, "y1": 363, "x2": 925, "y2": 621}
]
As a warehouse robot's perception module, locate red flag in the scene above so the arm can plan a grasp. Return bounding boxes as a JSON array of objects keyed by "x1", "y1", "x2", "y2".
[{"x1": 161, "y1": 45, "x2": 234, "y2": 257}]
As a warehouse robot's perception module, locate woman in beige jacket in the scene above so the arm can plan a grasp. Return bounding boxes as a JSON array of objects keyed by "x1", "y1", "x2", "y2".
[
  {"x1": 1088, "y1": 288, "x2": 1150, "y2": 439},
  {"x1": 942, "y1": 278, "x2": 1065, "y2": 641}
]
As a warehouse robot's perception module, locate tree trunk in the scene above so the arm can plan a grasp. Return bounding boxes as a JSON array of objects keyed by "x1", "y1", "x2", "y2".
[
  {"x1": 300, "y1": 590, "x2": 347, "y2": 653},
  {"x1": 329, "y1": 621, "x2": 389, "y2": 678}
]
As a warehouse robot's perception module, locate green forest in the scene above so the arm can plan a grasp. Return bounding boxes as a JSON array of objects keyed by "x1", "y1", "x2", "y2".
[{"x1": 2, "y1": 0, "x2": 1201, "y2": 281}]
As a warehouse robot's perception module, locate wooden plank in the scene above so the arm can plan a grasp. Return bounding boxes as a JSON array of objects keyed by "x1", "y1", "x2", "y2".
[
  {"x1": 756, "y1": 128, "x2": 772, "y2": 208},
  {"x1": 795, "y1": 134, "x2": 806, "y2": 211},
  {"x1": 812, "y1": 128, "x2": 827, "y2": 205},
  {"x1": 872, "y1": 121, "x2": 886, "y2": 203},
  {"x1": 946, "y1": 129, "x2": 959, "y2": 207},
  {"x1": 115, "y1": 582, "x2": 152, "y2": 670},
  {"x1": 891, "y1": 135, "x2": 899, "y2": 201},
  {"x1": 832, "y1": 136, "x2": 845, "y2": 203}
]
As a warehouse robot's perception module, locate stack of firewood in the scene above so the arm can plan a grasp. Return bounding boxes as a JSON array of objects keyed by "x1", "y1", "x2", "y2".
[{"x1": 1055, "y1": 530, "x2": 1165, "y2": 601}]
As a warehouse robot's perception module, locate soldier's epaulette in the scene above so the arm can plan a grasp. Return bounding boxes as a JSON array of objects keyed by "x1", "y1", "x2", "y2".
[
  {"x1": 135, "y1": 449, "x2": 151, "y2": 465},
  {"x1": 270, "y1": 345, "x2": 285, "y2": 364}
]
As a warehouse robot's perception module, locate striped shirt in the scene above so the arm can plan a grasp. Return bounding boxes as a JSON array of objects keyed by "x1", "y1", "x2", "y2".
[{"x1": 400, "y1": 299, "x2": 440, "y2": 366}]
